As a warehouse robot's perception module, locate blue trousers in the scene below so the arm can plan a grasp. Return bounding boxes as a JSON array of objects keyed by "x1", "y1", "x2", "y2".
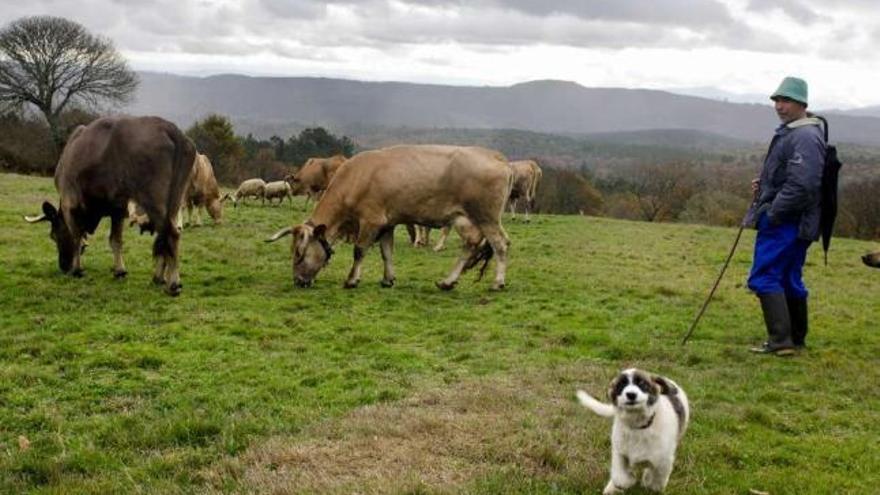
[{"x1": 748, "y1": 213, "x2": 811, "y2": 298}]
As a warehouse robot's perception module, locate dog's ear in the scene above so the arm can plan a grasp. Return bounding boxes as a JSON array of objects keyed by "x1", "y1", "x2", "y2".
[
  {"x1": 607, "y1": 374, "x2": 624, "y2": 403},
  {"x1": 652, "y1": 375, "x2": 678, "y2": 395}
]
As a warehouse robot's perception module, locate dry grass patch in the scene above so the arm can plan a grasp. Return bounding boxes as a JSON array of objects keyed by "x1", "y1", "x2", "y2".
[{"x1": 202, "y1": 365, "x2": 612, "y2": 494}]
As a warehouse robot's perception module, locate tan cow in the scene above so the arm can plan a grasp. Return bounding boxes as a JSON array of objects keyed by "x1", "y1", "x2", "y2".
[
  {"x1": 129, "y1": 153, "x2": 223, "y2": 231},
  {"x1": 264, "y1": 180, "x2": 293, "y2": 206},
  {"x1": 863, "y1": 251, "x2": 880, "y2": 268},
  {"x1": 286, "y1": 154, "x2": 347, "y2": 209},
  {"x1": 266, "y1": 145, "x2": 512, "y2": 290},
  {"x1": 222, "y1": 178, "x2": 266, "y2": 207},
  {"x1": 508, "y1": 159, "x2": 542, "y2": 221},
  {"x1": 181, "y1": 153, "x2": 223, "y2": 226},
  {"x1": 25, "y1": 116, "x2": 196, "y2": 296}
]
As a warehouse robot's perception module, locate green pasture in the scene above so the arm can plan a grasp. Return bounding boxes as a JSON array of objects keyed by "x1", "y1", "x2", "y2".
[{"x1": 0, "y1": 172, "x2": 877, "y2": 494}]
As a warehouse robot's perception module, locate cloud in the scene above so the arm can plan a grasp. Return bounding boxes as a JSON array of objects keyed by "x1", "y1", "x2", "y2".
[
  {"x1": 398, "y1": 0, "x2": 734, "y2": 27},
  {"x1": 747, "y1": 0, "x2": 823, "y2": 24},
  {"x1": 258, "y1": 0, "x2": 325, "y2": 19}
]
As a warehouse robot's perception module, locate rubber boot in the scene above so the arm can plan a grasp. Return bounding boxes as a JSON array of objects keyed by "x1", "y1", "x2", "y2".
[
  {"x1": 750, "y1": 293, "x2": 796, "y2": 356},
  {"x1": 787, "y1": 296, "x2": 808, "y2": 349}
]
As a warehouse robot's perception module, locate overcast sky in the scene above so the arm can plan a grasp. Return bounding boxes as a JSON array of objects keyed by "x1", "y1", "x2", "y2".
[{"x1": 2, "y1": 0, "x2": 879, "y2": 109}]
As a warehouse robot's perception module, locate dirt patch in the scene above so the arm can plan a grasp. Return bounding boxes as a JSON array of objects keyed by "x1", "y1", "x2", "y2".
[{"x1": 201, "y1": 365, "x2": 613, "y2": 494}]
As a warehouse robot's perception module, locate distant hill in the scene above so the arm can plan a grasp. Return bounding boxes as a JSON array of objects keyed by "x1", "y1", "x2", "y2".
[
  {"x1": 125, "y1": 72, "x2": 880, "y2": 147},
  {"x1": 836, "y1": 105, "x2": 880, "y2": 118},
  {"x1": 341, "y1": 126, "x2": 753, "y2": 169}
]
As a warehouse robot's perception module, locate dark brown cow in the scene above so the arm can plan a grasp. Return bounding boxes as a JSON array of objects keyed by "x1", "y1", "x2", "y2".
[
  {"x1": 267, "y1": 145, "x2": 512, "y2": 290},
  {"x1": 25, "y1": 116, "x2": 196, "y2": 296},
  {"x1": 286, "y1": 154, "x2": 347, "y2": 208},
  {"x1": 863, "y1": 251, "x2": 880, "y2": 268}
]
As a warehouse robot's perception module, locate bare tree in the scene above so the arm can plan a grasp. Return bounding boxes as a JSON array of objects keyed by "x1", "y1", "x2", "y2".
[
  {"x1": 627, "y1": 162, "x2": 696, "y2": 222},
  {"x1": 0, "y1": 16, "x2": 138, "y2": 153}
]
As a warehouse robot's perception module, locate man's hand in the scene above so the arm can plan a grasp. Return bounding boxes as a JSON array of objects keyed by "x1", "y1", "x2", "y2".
[{"x1": 751, "y1": 178, "x2": 760, "y2": 196}]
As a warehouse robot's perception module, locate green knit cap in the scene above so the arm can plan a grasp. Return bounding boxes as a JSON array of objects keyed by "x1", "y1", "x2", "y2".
[{"x1": 770, "y1": 76, "x2": 808, "y2": 106}]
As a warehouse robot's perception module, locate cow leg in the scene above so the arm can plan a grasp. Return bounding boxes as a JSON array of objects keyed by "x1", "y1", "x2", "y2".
[
  {"x1": 160, "y1": 224, "x2": 182, "y2": 296},
  {"x1": 481, "y1": 224, "x2": 510, "y2": 291},
  {"x1": 344, "y1": 224, "x2": 379, "y2": 289},
  {"x1": 436, "y1": 219, "x2": 481, "y2": 290},
  {"x1": 405, "y1": 224, "x2": 417, "y2": 245},
  {"x1": 436, "y1": 247, "x2": 470, "y2": 290},
  {"x1": 523, "y1": 196, "x2": 531, "y2": 222},
  {"x1": 379, "y1": 228, "x2": 396, "y2": 287},
  {"x1": 508, "y1": 199, "x2": 517, "y2": 219},
  {"x1": 109, "y1": 213, "x2": 127, "y2": 278},
  {"x1": 415, "y1": 226, "x2": 431, "y2": 247},
  {"x1": 432, "y1": 225, "x2": 451, "y2": 252}
]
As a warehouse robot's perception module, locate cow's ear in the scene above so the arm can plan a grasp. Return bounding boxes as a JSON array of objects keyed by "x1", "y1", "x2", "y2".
[
  {"x1": 42, "y1": 201, "x2": 59, "y2": 221},
  {"x1": 313, "y1": 224, "x2": 327, "y2": 239}
]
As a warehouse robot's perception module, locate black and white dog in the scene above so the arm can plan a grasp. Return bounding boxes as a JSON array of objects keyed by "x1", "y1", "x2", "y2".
[{"x1": 576, "y1": 368, "x2": 689, "y2": 494}]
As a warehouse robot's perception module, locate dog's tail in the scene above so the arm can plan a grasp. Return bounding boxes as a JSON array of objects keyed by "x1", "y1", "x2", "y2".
[{"x1": 576, "y1": 390, "x2": 615, "y2": 418}]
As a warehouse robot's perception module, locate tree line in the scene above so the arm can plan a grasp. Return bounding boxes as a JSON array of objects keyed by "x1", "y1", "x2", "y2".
[
  {"x1": 0, "y1": 16, "x2": 876, "y2": 241},
  {"x1": 1, "y1": 108, "x2": 878, "y2": 241}
]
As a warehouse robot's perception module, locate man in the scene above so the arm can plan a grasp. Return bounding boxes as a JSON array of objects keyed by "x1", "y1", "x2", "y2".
[{"x1": 746, "y1": 76, "x2": 825, "y2": 356}]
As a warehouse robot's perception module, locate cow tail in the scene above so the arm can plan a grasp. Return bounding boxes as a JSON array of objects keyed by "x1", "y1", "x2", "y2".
[
  {"x1": 529, "y1": 159, "x2": 542, "y2": 209},
  {"x1": 154, "y1": 126, "x2": 196, "y2": 259},
  {"x1": 463, "y1": 239, "x2": 494, "y2": 281}
]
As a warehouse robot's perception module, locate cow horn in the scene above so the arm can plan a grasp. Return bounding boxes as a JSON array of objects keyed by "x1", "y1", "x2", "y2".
[
  {"x1": 24, "y1": 214, "x2": 48, "y2": 223},
  {"x1": 265, "y1": 226, "x2": 293, "y2": 243}
]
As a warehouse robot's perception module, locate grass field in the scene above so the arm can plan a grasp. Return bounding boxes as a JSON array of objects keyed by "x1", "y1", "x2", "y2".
[{"x1": 1, "y1": 172, "x2": 878, "y2": 494}]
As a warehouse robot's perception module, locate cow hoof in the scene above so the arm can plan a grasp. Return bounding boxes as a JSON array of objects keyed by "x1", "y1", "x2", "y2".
[
  {"x1": 490, "y1": 283, "x2": 506, "y2": 291},
  {"x1": 436, "y1": 281, "x2": 456, "y2": 291},
  {"x1": 343, "y1": 280, "x2": 360, "y2": 289},
  {"x1": 152, "y1": 275, "x2": 165, "y2": 286},
  {"x1": 380, "y1": 278, "x2": 395, "y2": 288},
  {"x1": 113, "y1": 269, "x2": 128, "y2": 279},
  {"x1": 71, "y1": 268, "x2": 84, "y2": 278},
  {"x1": 165, "y1": 283, "x2": 182, "y2": 296}
]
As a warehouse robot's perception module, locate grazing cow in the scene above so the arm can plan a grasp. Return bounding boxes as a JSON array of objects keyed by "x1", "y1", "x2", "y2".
[
  {"x1": 264, "y1": 180, "x2": 293, "y2": 206},
  {"x1": 181, "y1": 153, "x2": 223, "y2": 226},
  {"x1": 863, "y1": 251, "x2": 880, "y2": 268},
  {"x1": 508, "y1": 159, "x2": 542, "y2": 221},
  {"x1": 223, "y1": 178, "x2": 266, "y2": 207},
  {"x1": 286, "y1": 154, "x2": 347, "y2": 208},
  {"x1": 128, "y1": 153, "x2": 223, "y2": 231},
  {"x1": 266, "y1": 145, "x2": 512, "y2": 290},
  {"x1": 25, "y1": 116, "x2": 196, "y2": 296}
]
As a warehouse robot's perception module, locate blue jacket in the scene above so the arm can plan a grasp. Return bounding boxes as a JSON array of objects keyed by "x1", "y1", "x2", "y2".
[{"x1": 747, "y1": 117, "x2": 825, "y2": 241}]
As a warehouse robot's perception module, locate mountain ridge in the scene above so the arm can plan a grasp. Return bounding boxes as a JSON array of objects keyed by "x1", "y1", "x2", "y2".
[{"x1": 124, "y1": 72, "x2": 880, "y2": 147}]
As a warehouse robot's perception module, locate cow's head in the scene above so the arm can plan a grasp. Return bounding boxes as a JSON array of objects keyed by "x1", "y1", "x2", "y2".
[
  {"x1": 25, "y1": 201, "x2": 79, "y2": 273},
  {"x1": 207, "y1": 198, "x2": 223, "y2": 222},
  {"x1": 863, "y1": 251, "x2": 880, "y2": 269},
  {"x1": 265, "y1": 222, "x2": 332, "y2": 287},
  {"x1": 285, "y1": 174, "x2": 305, "y2": 195}
]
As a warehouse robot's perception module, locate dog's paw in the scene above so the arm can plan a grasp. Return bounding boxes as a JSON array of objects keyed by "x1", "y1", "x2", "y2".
[
  {"x1": 576, "y1": 390, "x2": 591, "y2": 403},
  {"x1": 603, "y1": 482, "x2": 623, "y2": 495}
]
